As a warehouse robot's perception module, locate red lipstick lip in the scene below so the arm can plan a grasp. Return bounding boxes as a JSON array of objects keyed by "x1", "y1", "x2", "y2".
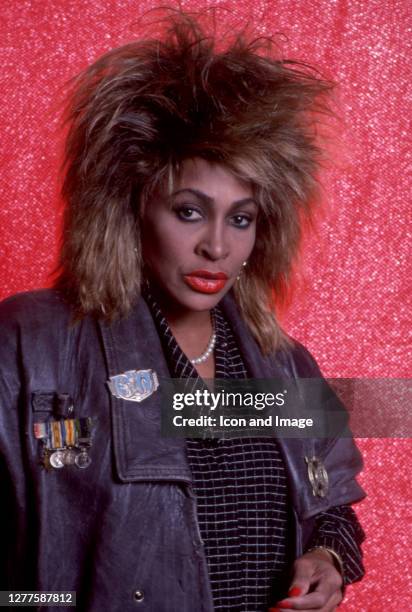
[
  {"x1": 185, "y1": 270, "x2": 228, "y2": 280},
  {"x1": 183, "y1": 272, "x2": 227, "y2": 294}
]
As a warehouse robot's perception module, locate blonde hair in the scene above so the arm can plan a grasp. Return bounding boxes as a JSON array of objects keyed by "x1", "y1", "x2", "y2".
[{"x1": 56, "y1": 10, "x2": 334, "y2": 353}]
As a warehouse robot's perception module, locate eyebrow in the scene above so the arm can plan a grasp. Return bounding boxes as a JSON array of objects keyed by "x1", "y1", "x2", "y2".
[{"x1": 171, "y1": 188, "x2": 257, "y2": 208}]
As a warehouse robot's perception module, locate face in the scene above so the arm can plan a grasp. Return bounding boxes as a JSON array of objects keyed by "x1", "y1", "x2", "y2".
[{"x1": 142, "y1": 157, "x2": 258, "y2": 313}]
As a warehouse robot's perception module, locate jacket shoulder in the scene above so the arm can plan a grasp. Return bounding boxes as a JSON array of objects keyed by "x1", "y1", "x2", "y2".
[
  {"x1": 275, "y1": 337, "x2": 323, "y2": 378},
  {"x1": 0, "y1": 290, "x2": 71, "y2": 399},
  {"x1": 0, "y1": 289, "x2": 72, "y2": 332}
]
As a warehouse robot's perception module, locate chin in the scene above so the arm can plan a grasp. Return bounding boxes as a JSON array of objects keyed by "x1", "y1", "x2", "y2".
[
  {"x1": 176, "y1": 286, "x2": 230, "y2": 312},
  {"x1": 181, "y1": 295, "x2": 222, "y2": 312}
]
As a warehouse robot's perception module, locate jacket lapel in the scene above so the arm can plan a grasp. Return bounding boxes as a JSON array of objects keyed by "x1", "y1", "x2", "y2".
[
  {"x1": 220, "y1": 293, "x2": 322, "y2": 520},
  {"x1": 98, "y1": 297, "x2": 192, "y2": 483}
]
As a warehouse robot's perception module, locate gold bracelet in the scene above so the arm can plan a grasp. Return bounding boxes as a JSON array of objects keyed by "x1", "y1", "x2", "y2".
[{"x1": 306, "y1": 546, "x2": 344, "y2": 579}]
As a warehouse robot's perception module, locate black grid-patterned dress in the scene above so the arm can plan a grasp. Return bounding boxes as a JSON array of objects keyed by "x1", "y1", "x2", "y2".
[{"x1": 145, "y1": 292, "x2": 365, "y2": 611}]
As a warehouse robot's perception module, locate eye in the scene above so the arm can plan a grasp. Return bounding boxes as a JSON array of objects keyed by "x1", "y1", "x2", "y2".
[
  {"x1": 230, "y1": 214, "x2": 253, "y2": 229},
  {"x1": 174, "y1": 205, "x2": 203, "y2": 222}
]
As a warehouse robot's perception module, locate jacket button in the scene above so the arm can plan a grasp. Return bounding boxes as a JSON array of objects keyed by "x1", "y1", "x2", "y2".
[{"x1": 133, "y1": 590, "x2": 144, "y2": 603}]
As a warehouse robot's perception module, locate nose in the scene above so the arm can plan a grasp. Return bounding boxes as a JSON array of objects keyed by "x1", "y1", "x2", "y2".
[{"x1": 195, "y1": 221, "x2": 229, "y2": 261}]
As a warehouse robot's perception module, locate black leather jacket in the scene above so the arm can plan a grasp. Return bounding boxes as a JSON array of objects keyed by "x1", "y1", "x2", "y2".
[{"x1": 0, "y1": 289, "x2": 365, "y2": 611}]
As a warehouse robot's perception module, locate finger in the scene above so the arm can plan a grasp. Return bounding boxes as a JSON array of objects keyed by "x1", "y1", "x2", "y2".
[
  {"x1": 270, "y1": 609, "x2": 335, "y2": 612},
  {"x1": 272, "y1": 588, "x2": 342, "y2": 611},
  {"x1": 271, "y1": 608, "x2": 337, "y2": 612},
  {"x1": 270, "y1": 592, "x2": 324, "y2": 610},
  {"x1": 288, "y1": 557, "x2": 317, "y2": 597}
]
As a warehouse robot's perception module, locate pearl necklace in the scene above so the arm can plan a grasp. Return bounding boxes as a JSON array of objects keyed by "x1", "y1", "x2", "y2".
[{"x1": 190, "y1": 319, "x2": 216, "y2": 365}]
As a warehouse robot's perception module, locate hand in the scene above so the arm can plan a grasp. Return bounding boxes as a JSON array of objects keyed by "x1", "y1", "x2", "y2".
[{"x1": 269, "y1": 548, "x2": 343, "y2": 611}]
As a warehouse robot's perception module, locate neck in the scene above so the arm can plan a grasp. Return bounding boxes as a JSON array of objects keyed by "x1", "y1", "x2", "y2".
[
  {"x1": 166, "y1": 307, "x2": 211, "y2": 334},
  {"x1": 146, "y1": 281, "x2": 213, "y2": 358}
]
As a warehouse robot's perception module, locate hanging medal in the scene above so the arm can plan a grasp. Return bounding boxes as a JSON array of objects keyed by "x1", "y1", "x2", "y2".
[
  {"x1": 74, "y1": 417, "x2": 92, "y2": 469},
  {"x1": 62, "y1": 419, "x2": 77, "y2": 465},
  {"x1": 33, "y1": 421, "x2": 52, "y2": 470},
  {"x1": 48, "y1": 419, "x2": 65, "y2": 469}
]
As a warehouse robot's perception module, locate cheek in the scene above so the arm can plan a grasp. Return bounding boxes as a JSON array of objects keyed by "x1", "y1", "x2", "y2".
[
  {"x1": 249, "y1": 228, "x2": 257, "y2": 254},
  {"x1": 143, "y1": 225, "x2": 185, "y2": 272},
  {"x1": 235, "y1": 229, "x2": 256, "y2": 262}
]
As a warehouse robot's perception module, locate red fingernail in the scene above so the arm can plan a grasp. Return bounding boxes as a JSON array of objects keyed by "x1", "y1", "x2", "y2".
[
  {"x1": 288, "y1": 586, "x2": 302, "y2": 597},
  {"x1": 277, "y1": 602, "x2": 292, "y2": 609}
]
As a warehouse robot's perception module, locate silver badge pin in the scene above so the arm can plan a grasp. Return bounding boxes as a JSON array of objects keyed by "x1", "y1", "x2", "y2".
[
  {"x1": 108, "y1": 369, "x2": 159, "y2": 402},
  {"x1": 305, "y1": 456, "x2": 329, "y2": 498}
]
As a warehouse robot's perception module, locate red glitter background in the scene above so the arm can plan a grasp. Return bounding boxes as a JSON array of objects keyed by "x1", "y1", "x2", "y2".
[{"x1": 0, "y1": 1, "x2": 411, "y2": 610}]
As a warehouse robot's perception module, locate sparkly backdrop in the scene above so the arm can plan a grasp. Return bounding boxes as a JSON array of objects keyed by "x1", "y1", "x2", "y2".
[{"x1": 1, "y1": 1, "x2": 411, "y2": 610}]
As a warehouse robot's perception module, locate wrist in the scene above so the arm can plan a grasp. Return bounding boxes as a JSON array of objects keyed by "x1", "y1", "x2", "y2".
[{"x1": 305, "y1": 546, "x2": 344, "y2": 579}]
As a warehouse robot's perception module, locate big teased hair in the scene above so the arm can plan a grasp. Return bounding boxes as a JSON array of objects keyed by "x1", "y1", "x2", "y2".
[{"x1": 56, "y1": 9, "x2": 334, "y2": 354}]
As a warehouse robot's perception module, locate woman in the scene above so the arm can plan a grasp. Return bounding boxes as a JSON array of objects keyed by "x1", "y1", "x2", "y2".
[{"x1": 0, "y1": 12, "x2": 365, "y2": 612}]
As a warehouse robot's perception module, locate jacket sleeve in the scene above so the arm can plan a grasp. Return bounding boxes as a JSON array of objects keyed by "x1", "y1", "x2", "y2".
[
  {"x1": 0, "y1": 293, "x2": 38, "y2": 589},
  {"x1": 305, "y1": 504, "x2": 365, "y2": 585},
  {"x1": 276, "y1": 342, "x2": 365, "y2": 585},
  {"x1": 284, "y1": 340, "x2": 366, "y2": 584}
]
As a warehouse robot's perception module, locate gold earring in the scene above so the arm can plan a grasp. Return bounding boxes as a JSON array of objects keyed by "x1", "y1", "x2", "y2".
[{"x1": 237, "y1": 261, "x2": 247, "y2": 281}]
